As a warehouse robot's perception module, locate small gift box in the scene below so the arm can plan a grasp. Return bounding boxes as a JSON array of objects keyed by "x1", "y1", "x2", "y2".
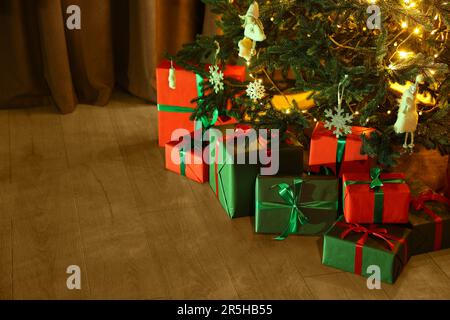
[
  {"x1": 343, "y1": 168, "x2": 410, "y2": 224},
  {"x1": 322, "y1": 218, "x2": 411, "y2": 284},
  {"x1": 209, "y1": 124, "x2": 303, "y2": 219},
  {"x1": 156, "y1": 60, "x2": 245, "y2": 147},
  {"x1": 309, "y1": 122, "x2": 375, "y2": 176},
  {"x1": 255, "y1": 175, "x2": 338, "y2": 239},
  {"x1": 409, "y1": 179, "x2": 450, "y2": 255},
  {"x1": 165, "y1": 131, "x2": 208, "y2": 183}
]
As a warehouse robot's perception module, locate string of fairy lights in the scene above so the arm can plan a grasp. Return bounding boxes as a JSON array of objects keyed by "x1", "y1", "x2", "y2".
[{"x1": 229, "y1": 0, "x2": 449, "y2": 121}]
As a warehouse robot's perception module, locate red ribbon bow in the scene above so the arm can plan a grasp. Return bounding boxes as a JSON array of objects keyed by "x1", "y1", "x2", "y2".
[
  {"x1": 336, "y1": 222, "x2": 408, "y2": 275},
  {"x1": 411, "y1": 190, "x2": 450, "y2": 251}
]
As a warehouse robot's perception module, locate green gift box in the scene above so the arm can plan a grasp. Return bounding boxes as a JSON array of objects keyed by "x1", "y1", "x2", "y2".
[
  {"x1": 322, "y1": 218, "x2": 411, "y2": 284},
  {"x1": 409, "y1": 179, "x2": 450, "y2": 255},
  {"x1": 209, "y1": 125, "x2": 303, "y2": 219},
  {"x1": 255, "y1": 175, "x2": 338, "y2": 239}
]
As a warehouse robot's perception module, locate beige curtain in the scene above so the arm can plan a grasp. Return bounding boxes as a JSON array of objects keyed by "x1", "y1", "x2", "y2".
[{"x1": 0, "y1": 0, "x2": 212, "y2": 113}]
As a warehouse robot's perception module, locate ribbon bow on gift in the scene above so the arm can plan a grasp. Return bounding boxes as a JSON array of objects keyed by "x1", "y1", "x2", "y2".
[
  {"x1": 258, "y1": 179, "x2": 336, "y2": 241},
  {"x1": 344, "y1": 167, "x2": 406, "y2": 224},
  {"x1": 369, "y1": 167, "x2": 384, "y2": 189},
  {"x1": 273, "y1": 180, "x2": 309, "y2": 240},
  {"x1": 197, "y1": 109, "x2": 220, "y2": 131},
  {"x1": 411, "y1": 190, "x2": 450, "y2": 251},
  {"x1": 336, "y1": 222, "x2": 408, "y2": 275}
]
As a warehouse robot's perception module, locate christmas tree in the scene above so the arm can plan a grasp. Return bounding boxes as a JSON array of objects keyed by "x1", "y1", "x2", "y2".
[{"x1": 172, "y1": 0, "x2": 450, "y2": 166}]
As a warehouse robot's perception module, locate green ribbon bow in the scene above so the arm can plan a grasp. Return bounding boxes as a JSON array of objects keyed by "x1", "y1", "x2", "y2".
[
  {"x1": 370, "y1": 167, "x2": 384, "y2": 189},
  {"x1": 197, "y1": 108, "x2": 220, "y2": 131},
  {"x1": 344, "y1": 167, "x2": 405, "y2": 223},
  {"x1": 258, "y1": 179, "x2": 337, "y2": 240}
]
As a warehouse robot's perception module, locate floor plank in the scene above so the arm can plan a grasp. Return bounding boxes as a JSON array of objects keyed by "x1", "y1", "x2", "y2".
[
  {"x1": 1, "y1": 92, "x2": 449, "y2": 299},
  {"x1": 383, "y1": 261, "x2": 450, "y2": 299},
  {"x1": 0, "y1": 183, "x2": 12, "y2": 299},
  {"x1": 0, "y1": 110, "x2": 10, "y2": 183},
  {"x1": 8, "y1": 108, "x2": 87, "y2": 299},
  {"x1": 304, "y1": 273, "x2": 389, "y2": 300}
]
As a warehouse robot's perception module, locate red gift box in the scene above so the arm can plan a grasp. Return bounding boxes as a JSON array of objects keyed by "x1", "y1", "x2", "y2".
[
  {"x1": 156, "y1": 60, "x2": 245, "y2": 147},
  {"x1": 343, "y1": 169, "x2": 410, "y2": 224},
  {"x1": 165, "y1": 131, "x2": 208, "y2": 183},
  {"x1": 309, "y1": 122, "x2": 375, "y2": 176}
]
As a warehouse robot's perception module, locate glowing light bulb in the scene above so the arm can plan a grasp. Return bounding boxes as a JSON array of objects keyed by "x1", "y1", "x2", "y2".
[
  {"x1": 398, "y1": 51, "x2": 412, "y2": 59},
  {"x1": 354, "y1": 111, "x2": 360, "y2": 115},
  {"x1": 387, "y1": 110, "x2": 392, "y2": 115},
  {"x1": 413, "y1": 27, "x2": 421, "y2": 35},
  {"x1": 419, "y1": 111, "x2": 423, "y2": 116},
  {"x1": 401, "y1": 21, "x2": 408, "y2": 29}
]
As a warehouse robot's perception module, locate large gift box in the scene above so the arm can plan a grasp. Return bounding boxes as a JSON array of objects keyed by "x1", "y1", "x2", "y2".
[
  {"x1": 309, "y1": 122, "x2": 375, "y2": 176},
  {"x1": 322, "y1": 218, "x2": 411, "y2": 284},
  {"x1": 156, "y1": 60, "x2": 245, "y2": 147},
  {"x1": 165, "y1": 131, "x2": 208, "y2": 183},
  {"x1": 255, "y1": 175, "x2": 338, "y2": 239},
  {"x1": 409, "y1": 179, "x2": 450, "y2": 255},
  {"x1": 343, "y1": 168, "x2": 410, "y2": 224},
  {"x1": 209, "y1": 125, "x2": 303, "y2": 219}
]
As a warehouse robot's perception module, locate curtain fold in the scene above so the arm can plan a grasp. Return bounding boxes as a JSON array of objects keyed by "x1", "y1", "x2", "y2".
[{"x1": 0, "y1": 0, "x2": 209, "y2": 113}]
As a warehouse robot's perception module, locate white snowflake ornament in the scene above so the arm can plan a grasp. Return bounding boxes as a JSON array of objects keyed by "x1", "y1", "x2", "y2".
[
  {"x1": 324, "y1": 106, "x2": 353, "y2": 138},
  {"x1": 209, "y1": 65, "x2": 224, "y2": 93},
  {"x1": 246, "y1": 80, "x2": 266, "y2": 100},
  {"x1": 324, "y1": 75, "x2": 353, "y2": 138}
]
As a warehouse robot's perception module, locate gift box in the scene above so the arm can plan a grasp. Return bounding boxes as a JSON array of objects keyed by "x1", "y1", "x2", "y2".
[
  {"x1": 209, "y1": 125, "x2": 303, "y2": 219},
  {"x1": 156, "y1": 60, "x2": 245, "y2": 147},
  {"x1": 309, "y1": 122, "x2": 375, "y2": 176},
  {"x1": 322, "y1": 218, "x2": 411, "y2": 284},
  {"x1": 165, "y1": 131, "x2": 208, "y2": 183},
  {"x1": 343, "y1": 168, "x2": 410, "y2": 224},
  {"x1": 255, "y1": 175, "x2": 338, "y2": 239},
  {"x1": 408, "y1": 179, "x2": 450, "y2": 255}
]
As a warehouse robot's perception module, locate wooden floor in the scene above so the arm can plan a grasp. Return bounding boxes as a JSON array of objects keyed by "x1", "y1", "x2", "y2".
[{"x1": 1, "y1": 91, "x2": 450, "y2": 300}]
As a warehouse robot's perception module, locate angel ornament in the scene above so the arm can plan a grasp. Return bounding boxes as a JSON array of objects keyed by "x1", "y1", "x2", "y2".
[
  {"x1": 168, "y1": 60, "x2": 176, "y2": 90},
  {"x1": 238, "y1": 1, "x2": 266, "y2": 62},
  {"x1": 394, "y1": 75, "x2": 423, "y2": 150}
]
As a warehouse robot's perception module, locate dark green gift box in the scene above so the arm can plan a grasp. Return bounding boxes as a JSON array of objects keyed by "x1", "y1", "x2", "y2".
[
  {"x1": 209, "y1": 125, "x2": 303, "y2": 219},
  {"x1": 255, "y1": 175, "x2": 338, "y2": 238},
  {"x1": 408, "y1": 179, "x2": 450, "y2": 255},
  {"x1": 322, "y1": 218, "x2": 411, "y2": 284}
]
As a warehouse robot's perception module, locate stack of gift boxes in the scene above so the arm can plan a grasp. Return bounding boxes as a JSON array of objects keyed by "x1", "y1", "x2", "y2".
[{"x1": 156, "y1": 61, "x2": 450, "y2": 284}]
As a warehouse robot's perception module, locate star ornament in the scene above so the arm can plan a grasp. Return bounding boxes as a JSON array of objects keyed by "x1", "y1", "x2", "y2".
[{"x1": 324, "y1": 106, "x2": 354, "y2": 138}]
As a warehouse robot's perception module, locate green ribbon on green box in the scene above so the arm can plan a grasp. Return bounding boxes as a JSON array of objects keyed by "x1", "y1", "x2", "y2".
[
  {"x1": 179, "y1": 147, "x2": 186, "y2": 176},
  {"x1": 257, "y1": 178, "x2": 337, "y2": 240},
  {"x1": 343, "y1": 167, "x2": 405, "y2": 224}
]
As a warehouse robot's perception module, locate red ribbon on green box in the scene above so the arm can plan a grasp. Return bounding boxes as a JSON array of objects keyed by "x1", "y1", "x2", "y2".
[
  {"x1": 343, "y1": 167, "x2": 406, "y2": 223},
  {"x1": 412, "y1": 191, "x2": 450, "y2": 251},
  {"x1": 337, "y1": 222, "x2": 408, "y2": 275}
]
